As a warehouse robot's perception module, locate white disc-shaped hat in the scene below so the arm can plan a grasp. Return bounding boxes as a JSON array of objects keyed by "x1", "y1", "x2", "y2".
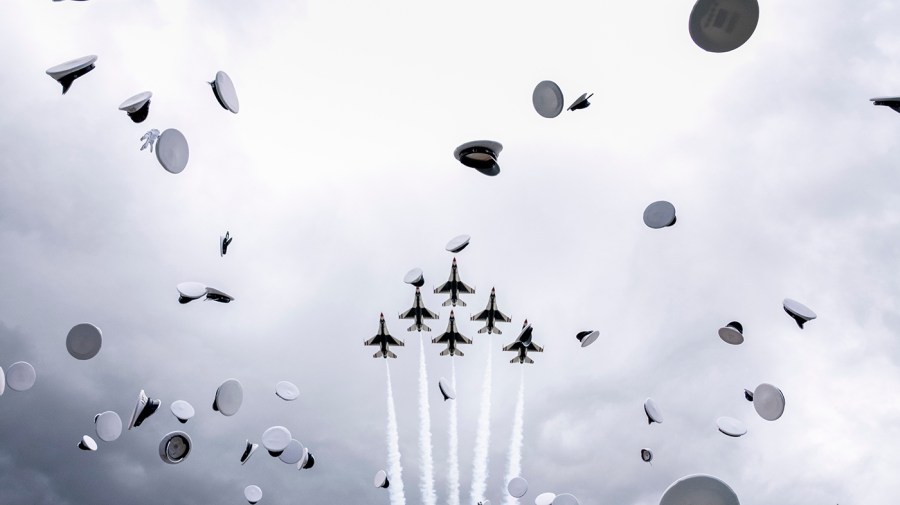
[
  {"x1": 275, "y1": 381, "x2": 299, "y2": 401},
  {"x1": 94, "y1": 411, "x2": 123, "y2": 442},
  {"x1": 454, "y1": 141, "x2": 503, "y2": 176},
  {"x1": 240, "y1": 440, "x2": 259, "y2": 464},
  {"x1": 6, "y1": 361, "x2": 36, "y2": 392},
  {"x1": 553, "y1": 494, "x2": 581, "y2": 505},
  {"x1": 244, "y1": 485, "x2": 263, "y2": 504},
  {"x1": 576, "y1": 330, "x2": 600, "y2": 348},
  {"x1": 782, "y1": 298, "x2": 816, "y2": 328},
  {"x1": 0, "y1": 366, "x2": 5, "y2": 396},
  {"x1": 300, "y1": 448, "x2": 316, "y2": 469},
  {"x1": 213, "y1": 379, "x2": 243, "y2": 416},
  {"x1": 66, "y1": 323, "x2": 102, "y2": 360},
  {"x1": 170, "y1": 400, "x2": 195, "y2": 423},
  {"x1": 643, "y1": 201, "x2": 677, "y2": 229},
  {"x1": 403, "y1": 268, "x2": 425, "y2": 286},
  {"x1": 716, "y1": 416, "x2": 747, "y2": 437},
  {"x1": 211, "y1": 71, "x2": 240, "y2": 113},
  {"x1": 279, "y1": 439, "x2": 304, "y2": 464},
  {"x1": 507, "y1": 477, "x2": 528, "y2": 498},
  {"x1": 128, "y1": 389, "x2": 160, "y2": 429},
  {"x1": 262, "y1": 426, "x2": 292, "y2": 455},
  {"x1": 205, "y1": 287, "x2": 235, "y2": 303},
  {"x1": 688, "y1": 0, "x2": 759, "y2": 53},
  {"x1": 535, "y1": 492, "x2": 556, "y2": 505},
  {"x1": 644, "y1": 397, "x2": 664, "y2": 424},
  {"x1": 641, "y1": 448, "x2": 653, "y2": 462},
  {"x1": 659, "y1": 474, "x2": 739, "y2": 505},
  {"x1": 78, "y1": 435, "x2": 98, "y2": 451},
  {"x1": 155, "y1": 128, "x2": 189, "y2": 174},
  {"x1": 46, "y1": 55, "x2": 97, "y2": 94},
  {"x1": 118, "y1": 91, "x2": 152, "y2": 123},
  {"x1": 159, "y1": 431, "x2": 192, "y2": 464},
  {"x1": 438, "y1": 377, "x2": 456, "y2": 401},
  {"x1": 753, "y1": 383, "x2": 785, "y2": 421},
  {"x1": 374, "y1": 469, "x2": 390, "y2": 488},
  {"x1": 532, "y1": 80, "x2": 564, "y2": 118},
  {"x1": 446, "y1": 234, "x2": 471, "y2": 253},
  {"x1": 717, "y1": 321, "x2": 744, "y2": 345},
  {"x1": 177, "y1": 282, "x2": 207, "y2": 303}
]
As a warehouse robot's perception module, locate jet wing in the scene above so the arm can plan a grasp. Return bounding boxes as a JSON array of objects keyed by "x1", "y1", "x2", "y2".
[
  {"x1": 471, "y1": 310, "x2": 489, "y2": 321},
  {"x1": 434, "y1": 282, "x2": 452, "y2": 294},
  {"x1": 459, "y1": 282, "x2": 476, "y2": 294},
  {"x1": 423, "y1": 308, "x2": 440, "y2": 320},
  {"x1": 494, "y1": 310, "x2": 512, "y2": 323},
  {"x1": 527, "y1": 342, "x2": 543, "y2": 352},
  {"x1": 364, "y1": 336, "x2": 379, "y2": 346},
  {"x1": 459, "y1": 334, "x2": 473, "y2": 345},
  {"x1": 386, "y1": 335, "x2": 405, "y2": 347},
  {"x1": 502, "y1": 342, "x2": 519, "y2": 352},
  {"x1": 399, "y1": 307, "x2": 417, "y2": 319},
  {"x1": 432, "y1": 334, "x2": 450, "y2": 344}
]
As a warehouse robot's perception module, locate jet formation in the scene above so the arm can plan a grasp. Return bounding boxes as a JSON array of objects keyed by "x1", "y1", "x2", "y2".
[{"x1": 365, "y1": 255, "x2": 542, "y2": 363}]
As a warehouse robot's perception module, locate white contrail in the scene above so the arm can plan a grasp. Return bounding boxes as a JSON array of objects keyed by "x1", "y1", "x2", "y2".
[
  {"x1": 386, "y1": 361, "x2": 406, "y2": 505},
  {"x1": 470, "y1": 346, "x2": 493, "y2": 505},
  {"x1": 502, "y1": 369, "x2": 525, "y2": 505},
  {"x1": 447, "y1": 358, "x2": 460, "y2": 505},
  {"x1": 418, "y1": 335, "x2": 437, "y2": 505}
]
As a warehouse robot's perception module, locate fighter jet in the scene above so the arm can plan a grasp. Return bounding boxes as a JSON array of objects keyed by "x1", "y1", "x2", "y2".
[
  {"x1": 470, "y1": 287, "x2": 511, "y2": 334},
  {"x1": 399, "y1": 287, "x2": 440, "y2": 332},
  {"x1": 503, "y1": 320, "x2": 543, "y2": 364},
  {"x1": 364, "y1": 313, "x2": 404, "y2": 358},
  {"x1": 871, "y1": 96, "x2": 900, "y2": 113},
  {"x1": 432, "y1": 311, "x2": 472, "y2": 356},
  {"x1": 434, "y1": 258, "x2": 476, "y2": 307}
]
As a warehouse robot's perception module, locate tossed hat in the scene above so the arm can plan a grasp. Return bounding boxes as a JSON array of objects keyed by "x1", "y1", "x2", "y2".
[
  {"x1": 66, "y1": 323, "x2": 102, "y2": 360},
  {"x1": 507, "y1": 477, "x2": 528, "y2": 498},
  {"x1": 170, "y1": 400, "x2": 195, "y2": 423},
  {"x1": 155, "y1": 129, "x2": 189, "y2": 174},
  {"x1": 532, "y1": 80, "x2": 564, "y2": 118},
  {"x1": 782, "y1": 298, "x2": 816, "y2": 328},
  {"x1": 46, "y1": 55, "x2": 97, "y2": 94},
  {"x1": 374, "y1": 469, "x2": 390, "y2": 488},
  {"x1": 240, "y1": 440, "x2": 259, "y2": 465},
  {"x1": 660, "y1": 474, "x2": 739, "y2": 505},
  {"x1": 210, "y1": 71, "x2": 240, "y2": 114},
  {"x1": 213, "y1": 379, "x2": 243, "y2": 416},
  {"x1": 689, "y1": 0, "x2": 759, "y2": 53},
  {"x1": 644, "y1": 398, "x2": 664, "y2": 424},
  {"x1": 128, "y1": 389, "x2": 160, "y2": 429},
  {"x1": 567, "y1": 93, "x2": 593, "y2": 111},
  {"x1": 641, "y1": 448, "x2": 653, "y2": 463},
  {"x1": 159, "y1": 431, "x2": 192, "y2": 464},
  {"x1": 752, "y1": 383, "x2": 785, "y2": 421},
  {"x1": 244, "y1": 485, "x2": 263, "y2": 504},
  {"x1": 403, "y1": 268, "x2": 425, "y2": 287},
  {"x1": 575, "y1": 330, "x2": 599, "y2": 348},
  {"x1": 6, "y1": 361, "x2": 36, "y2": 392},
  {"x1": 275, "y1": 381, "x2": 299, "y2": 401},
  {"x1": 262, "y1": 426, "x2": 292, "y2": 456},
  {"x1": 643, "y1": 201, "x2": 677, "y2": 229},
  {"x1": 454, "y1": 141, "x2": 503, "y2": 176},
  {"x1": 446, "y1": 234, "x2": 471, "y2": 253},
  {"x1": 717, "y1": 322, "x2": 743, "y2": 345},
  {"x1": 119, "y1": 92, "x2": 152, "y2": 123},
  {"x1": 279, "y1": 439, "x2": 304, "y2": 465},
  {"x1": 78, "y1": 435, "x2": 98, "y2": 451},
  {"x1": 94, "y1": 411, "x2": 123, "y2": 442},
  {"x1": 716, "y1": 416, "x2": 747, "y2": 437},
  {"x1": 438, "y1": 377, "x2": 456, "y2": 401}
]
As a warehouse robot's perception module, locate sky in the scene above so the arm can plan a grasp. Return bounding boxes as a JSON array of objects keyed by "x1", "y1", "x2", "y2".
[{"x1": 2, "y1": 0, "x2": 900, "y2": 504}]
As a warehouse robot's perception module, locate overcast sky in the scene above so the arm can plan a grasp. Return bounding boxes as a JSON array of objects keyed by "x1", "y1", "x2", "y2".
[{"x1": 2, "y1": 0, "x2": 900, "y2": 504}]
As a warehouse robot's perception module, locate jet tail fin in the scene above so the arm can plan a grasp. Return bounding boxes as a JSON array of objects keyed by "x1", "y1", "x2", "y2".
[
  {"x1": 409, "y1": 323, "x2": 431, "y2": 332},
  {"x1": 523, "y1": 356, "x2": 534, "y2": 364},
  {"x1": 386, "y1": 350, "x2": 398, "y2": 359},
  {"x1": 478, "y1": 326, "x2": 489, "y2": 334},
  {"x1": 442, "y1": 299, "x2": 453, "y2": 307},
  {"x1": 440, "y1": 348, "x2": 464, "y2": 357},
  {"x1": 455, "y1": 299, "x2": 466, "y2": 307},
  {"x1": 422, "y1": 323, "x2": 431, "y2": 332},
  {"x1": 373, "y1": 350, "x2": 384, "y2": 358}
]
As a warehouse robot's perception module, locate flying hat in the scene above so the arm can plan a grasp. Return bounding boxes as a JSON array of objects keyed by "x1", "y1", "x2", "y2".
[
  {"x1": 66, "y1": 323, "x2": 102, "y2": 360},
  {"x1": 177, "y1": 282, "x2": 207, "y2": 304},
  {"x1": 641, "y1": 448, "x2": 653, "y2": 463},
  {"x1": 716, "y1": 416, "x2": 747, "y2": 437},
  {"x1": 210, "y1": 71, "x2": 240, "y2": 114},
  {"x1": 213, "y1": 379, "x2": 243, "y2": 416},
  {"x1": 119, "y1": 92, "x2": 152, "y2": 123},
  {"x1": 279, "y1": 439, "x2": 304, "y2": 465},
  {"x1": 567, "y1": 93, "x2": 593, "y2": 111},
  {"x1": 403, "y1": 268, "x2": 425, "y2": 287},
  {"x1": 659, "y1": 474, "x2": 739, "y2": 505},
  {"x1": 374, "y1": 469, "x2": 390, "y2": 488},
  {"x1": 275, "y1": 381, "x2": 299, "y2": 401},
  {"x1": 94, "y1": 411, "x2": 123, "y2": 442},
  {"x1": 262, "y1": 426, "x2": 292, "y2": 456},
  {"x1": 6, "y1": 361, "x2": 36, "y2": 392},
  {"x1": 298, "y1": 448, "x2": 316, "y2": 469},
  {"x1": 77, "y1": 435, "x2": 98, "y2": 451},
  {"x1": 244, "y1": 485, "x2": 263, "y2": 505},
  {"x1": 553, "y1": 494, "x2": 581, "y2": 505},
  {"x1": 532, "y1": 80, "x2": 564, "y2": 118},
  {"x1": 155, "y1": 128, "x2": 189, "y2": 174},
  {"x1": 752, "y1": 383, "x2": 785, "y2": 421},
  {"x1": 717, "y1": 322, "x2": 743, "y2": 345},
  {"x1": 688, "y1": 0, "x2": 759, "y2": 53},
  {"x1": 446, "y1": 235, "x2": 471, "y2": 253},
  {"x1": 507, "y1": 477, "x2": 528, "y2": 498},
  {"x1": 240, "y1": 440, "x2": 259, "y2": 465},
  {"x1": 159, "y1": 431, "x2": 192, "y2": 464},
  {"x1": 46, "y1": 55, "x2": 97, "y2": 94},
  {"x1": 205, "y1": 287, "x2": 235, "y2": 303},
  {"x1": 170, "y1": 400, "x2": 195, "y2": 423},
  {"x1": 454, "y1": 141, "x2": 503, "y2": 176},
  {"x1": 644, "y1": 398, "x2": 664, "y2": 424},
  {"x1": 643, "y1": 201, "x2": 677, "y2": 229},
  {"x1": 128, "y1": 389, "x2": 160, "y2": 429},
  {"x1": 743, "y1": 389, "x2": 754, "y2": 402},
  {"x1": 438, "y1": 377, "x2": 456, "y2": 401},
  {"x1": 534, "y1": 493, "x2": 556, "y2": 505},
  {"x1": 0, "y1": 366, "x2": 5, "y2": 396},
  {"x1": 782, "y1": 298, "x2": 816, "y2": 328},
  {"x1": 576, "y1": 330, "x2": 600, "y2": 348},
  {"x1": 220, "y1": 231, "x2": 233, "y2": 257}
]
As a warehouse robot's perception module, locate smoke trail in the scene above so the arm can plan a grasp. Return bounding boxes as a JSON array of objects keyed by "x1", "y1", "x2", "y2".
[
  {"x1": 502, "y1": 369, "x2": 525, "y2": 505},
  {"x1": 470, "y1": 346, "x2": 493, "y2": 505},
  {"x1": 418, "y1": 336, "x2": 437, "y2": 505},
  {"x1": 386, "y1": 361, "x2": 406, "y2": 505},
  {"x1": 447, "y1": 358, "x2": 460, "y2": 505}
]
